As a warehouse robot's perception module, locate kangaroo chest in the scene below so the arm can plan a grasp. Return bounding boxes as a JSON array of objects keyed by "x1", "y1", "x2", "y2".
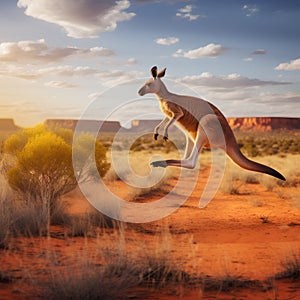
[
  {"x1": 159, "y1": 100, "x2": 182, "y2": 119},
  {"x1": 159, "y1": 100, "x2": 172, "y2": 117},
  {"x1": 159, "y1": 99, "x2": 199, "y2": 135}
]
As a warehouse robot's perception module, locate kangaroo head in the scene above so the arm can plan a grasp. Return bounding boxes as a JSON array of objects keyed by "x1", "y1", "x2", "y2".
[{"x1": 138, "y1": 66, "x2": 167, "y2": 96}]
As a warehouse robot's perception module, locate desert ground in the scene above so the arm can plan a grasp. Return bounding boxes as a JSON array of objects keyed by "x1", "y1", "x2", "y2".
[{"x1": 1, "y1": 131, "x2": 300, "y2": 299}]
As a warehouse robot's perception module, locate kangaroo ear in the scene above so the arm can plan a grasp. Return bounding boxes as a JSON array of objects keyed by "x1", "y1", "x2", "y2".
[
  {"x1": 157, "y1": 68, "x2": 166, "y2": 78},
  {"x1": 151, "y1": 66, "x2": 158, "y2": 78}
]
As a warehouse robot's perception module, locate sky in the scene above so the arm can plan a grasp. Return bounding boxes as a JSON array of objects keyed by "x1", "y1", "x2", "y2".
[{"x1": 0, "y1": 0, "x2": 299, "y2": 127}]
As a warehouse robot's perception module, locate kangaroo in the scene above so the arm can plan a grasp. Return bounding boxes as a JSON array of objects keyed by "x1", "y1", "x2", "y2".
[{"x1": 138, "y1": 66, "x2": 285, "y2": 181}]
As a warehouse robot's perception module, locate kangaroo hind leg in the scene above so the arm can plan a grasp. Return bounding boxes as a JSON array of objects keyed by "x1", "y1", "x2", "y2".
[{"x1": 151, "y1": 127, "x2": 207, "y2": 169}]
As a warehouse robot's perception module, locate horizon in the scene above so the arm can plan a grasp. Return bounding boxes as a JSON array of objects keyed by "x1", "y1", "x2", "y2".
[
  {"x1": 1, "y1": 115, "x2": 300, "y2": 131},
  {"x1": 0, "y1": 1, "x2": 299, "y2": 127}
]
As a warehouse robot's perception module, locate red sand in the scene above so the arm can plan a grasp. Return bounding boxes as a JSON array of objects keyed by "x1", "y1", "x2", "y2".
[{"x1": 1, "y1": 166, "x2": 300, "y2": 299}]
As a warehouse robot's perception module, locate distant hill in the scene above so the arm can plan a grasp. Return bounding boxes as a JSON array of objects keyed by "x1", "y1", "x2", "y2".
[
  {"x1": 44, "y1": 119, "x2": 122, "y2": 133},
  {"x1": 130, "y1": 117, "x2": 300, "y2": 133},
  {"x1": 0, "y1": 119, "x2": 20, "y2": 131},
  {"x1": 227, "y1": 117, "x2": 300, "y2": 132},
  {"x1": 1, "y1": 117, "x2": 299, "y2": 135}
]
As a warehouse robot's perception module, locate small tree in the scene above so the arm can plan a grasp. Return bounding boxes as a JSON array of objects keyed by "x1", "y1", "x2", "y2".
[
  {"x1": 4, "y1": 125, "x2": 110, "y2": 235},
  {"x1": 72, "y1": 133, "x2": 110, "y2": 182},
  {"x1": 6, "y1": 130, "x2": 75, "y2": 235}
]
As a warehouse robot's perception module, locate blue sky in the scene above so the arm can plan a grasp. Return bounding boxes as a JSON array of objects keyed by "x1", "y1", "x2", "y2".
[{"x1": 0, "y1": 0, "x2": 299, "y2": 127}]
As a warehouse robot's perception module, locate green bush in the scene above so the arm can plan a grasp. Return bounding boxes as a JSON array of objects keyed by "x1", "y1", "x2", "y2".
[{"x1": 4, "y1": 125, "x2": 110, "y2": 234}]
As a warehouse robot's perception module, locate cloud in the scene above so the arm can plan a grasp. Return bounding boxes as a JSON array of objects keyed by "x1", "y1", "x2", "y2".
[
  {"x1": 225, "y1": 92, "x2": 300, "y2": 117},
  {"x1": 175, "y1": 73, "x2": 297, "y2": 117},
  {"x1": 242, "y1": 4, "x2": 259, "y2": 17},
  {"x1": 28, "y1": 64, "x2": 143, "y2": 86},
  {"x1": 275, "y1": 58, "x2": 300, "y2": 71},
  {"x1": 155, "y1": 37, "x2": 179, "y2": 46},
  {"x1": 252, "y1": 49, "x2": 267, "y2": 55},
  {"x1": 0, "y1": 65, "x2": 142, "y2": 86},
  {"x1": 257, "y1": 92, "x2": 300, "y2": 105},
  {"x1": 0, "y1": 39, "x2": 114, "y2": 64},
  {"x1": 134, "y1": 0, "x2": 187, "y2": 2},
  {"x1": 41, "y1": 66, "x2": 143, "y2": 87},
  {"x1": 17, "y1": 0, "x2": 135, "y2": 38},
  {"x1": 46, "y1": 65, "x2": 103, "y2": 77},
  {"x1": 0, "y1": 64, "x2": 39, "y2": 80},
  {"x1": 0, "y1": 64, "x2": 101, "y2": 81},
  {"x1": 173, "y1": 43, "x2": 226, "y2": 59},
  {"x1": 87, "y1": 47, "x2": 115, "y2": 57},
  {"x1": 95, "y1": 69, "x2": 144, "y2": 87},
  {"x1": 177, "y1": 72, "x2": 290, "y2": 89},
  {"x1": 44, "y1": 81, "x2": 77, "y2": 88},
  {"x1": 126, "y1": 57, "x2": 138, "y2": 65},
  {"x1": 176, "y1": 5, "x2": 201, "y2": 21}
]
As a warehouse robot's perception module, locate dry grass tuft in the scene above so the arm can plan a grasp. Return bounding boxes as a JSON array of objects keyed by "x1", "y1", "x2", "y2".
[
  {"x1": 39, "y1": 262, "x2": 138, "y2": 300},
  {"x1": 202, "y1": 274, "x2": 264, "y2": 293},
  {"x1": 276, "y1": 251, "x2": 300, "y2": 280},
  {"x1": 0, "y1": 268, "x2": 12, "y2": 284},
  {"x1": 67, "y1": 208, "x2": 120, "y2": 237},
  {"x1": 12, "y1": 202, "x2": 47, "y2": 237},
  {"x1": 0, "y1": 174, "x2": 14, "y2": 248},
  {"x1": 220, "y1": 154, "x2": 300, "y2": 194}
]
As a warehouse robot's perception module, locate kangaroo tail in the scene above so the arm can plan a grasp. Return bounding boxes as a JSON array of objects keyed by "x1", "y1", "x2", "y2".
[{"x1": 226, "y1": 142, "x2": 286, "y2": 181}]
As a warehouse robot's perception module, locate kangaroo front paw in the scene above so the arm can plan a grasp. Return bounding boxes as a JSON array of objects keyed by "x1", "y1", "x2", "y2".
[
  {"x1": 153, "y1": 133, "x2": 159, "y2": 140},
  {"x1": 163, "y1": 136, "x2": 168, "y2": 141},
  {"x1": 150, "y1": 160, "x2": 167, "y2": 168}
]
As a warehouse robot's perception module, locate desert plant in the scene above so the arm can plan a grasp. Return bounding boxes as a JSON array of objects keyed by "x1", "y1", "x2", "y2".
[
  {"x1": 220, "y1": 176, "x2": 243, "y2": 195},
  {"x1": 12, "y1": 201, "x2": 48, "y2": 237},
  {"x1": 127, "y1": 169, "x2": 174, "y2": 201},
  {"x1": 0, "y1": 172, "x2": 13, "y2": 248},
  {"x1": 0, "y1": 267, "x2": 12, "y2": 284},
  {"x1": 260, "y1": 215, "x2": 271, "y2": 224},
  {"x1": 202, "y1": 274, "x2": 261, "y2": 293},
  {"x1": 39, "y1": 263, "x2": 138, "y2": 300},
  {"x1": 4, "y1": 125, "x2": 110, "y2": 235},
  {"x1": 0, "y1": 195, "x2": 13, "y2": 248},
  {"x1": 67, "y1": 214, "x2": 92, "y2": 237},
  {"x1": 88, "y1": 206, "x2": 119, "y2": 229},
  {"x1": 72, "y1": 132, "x2": 110, "y2": 181},
  {"x1": 276, "y1": 251, "x2": 300, "y2": 280},
  {"x1": 6, "y1": 130, "x2": 75, "y2": 235},
  {"x1": 139, "y1": 252, "x2": 191, "y2": 288},
  {"x1": 50, "y1": 199, "x2": 70, "y2": 226}
]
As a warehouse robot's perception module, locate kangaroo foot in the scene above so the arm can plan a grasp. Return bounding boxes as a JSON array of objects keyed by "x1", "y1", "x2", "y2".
[{"x1": 150, "y1": 160, "x2": 167, "y2": 168}]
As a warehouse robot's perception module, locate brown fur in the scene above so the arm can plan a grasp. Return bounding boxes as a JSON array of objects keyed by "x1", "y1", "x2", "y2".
[{"x1": 138, "y1": 66, "x2": 286, "y2": 181}]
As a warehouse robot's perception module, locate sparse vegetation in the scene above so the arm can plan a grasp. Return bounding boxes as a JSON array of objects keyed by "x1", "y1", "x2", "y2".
[
  {"x1": 276, "y1": 251, "x2": 300, "y2": 280},
  {"x1": 3, "y1": 125, "x2": 110, "y2": 236},
  {"x1": 67, "y1": 208, "x2": 118, "y2": 237},
  {"x1": 202, "y1": 274, "x2": 264, "y2": 293},
  {"x1": 237, "y1": 133, "x2": 300, "y2": 157},
  {"x1": 260, "y1": 215, "x2": 271, "y2": 224},
  {"x1": 40, "y1": 262, "x2": 138, "y2": 300},
  {"x1": 0, "y1": 268, "x2": 12, "y2": 284},
  {"x1": 0, "y1": 128, "x2": 300, "y2": 299},
  {"x1": 220, "y1": 154, "x2": 300, "y2": 195},
  {"x1": 0, "y1": 196, "x2": 12, "y2": 248}
]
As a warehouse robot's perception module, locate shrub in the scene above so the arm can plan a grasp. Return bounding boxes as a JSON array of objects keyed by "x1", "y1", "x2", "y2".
[
  {"x1": 139, "y1": 252, "x2": 191, "y2": 287},
  {"x1": 39, "y1": 263, "x2": 137, "y2": 300},
  {"x1": 4, "y1": 125, "x2": 110, "y2": 235},
  {"x1": 276, "y1": 251, "x2": 300, "y2": 280},
  {"x1": 67, "y1": 208, "x2": 120, "y2": 237},
  {"x1": 12, "y1": 201, "x2": 47, "y2": 237},
  {"x1": 72, "y1": 133, "x2": 110, "y2": 181},
  {"x1": 0, "y1": 195, "x2": 13, "y2": 248}
]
